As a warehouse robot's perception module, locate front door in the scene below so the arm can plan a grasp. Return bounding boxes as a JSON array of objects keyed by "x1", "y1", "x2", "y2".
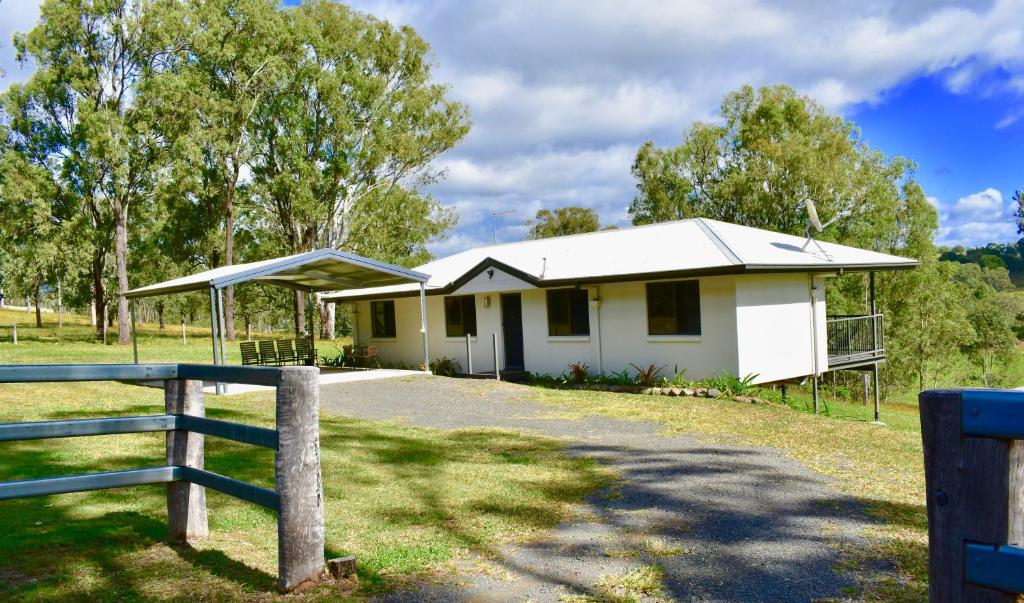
[{"x1": 501, "y1": 293, "x2": 525, "y2": 370}]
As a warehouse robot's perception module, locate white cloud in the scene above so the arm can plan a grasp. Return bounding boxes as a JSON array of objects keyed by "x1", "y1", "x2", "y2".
[
  {"x1": 343, "y1": 0, "x2": 1024, "y2": 254},
  {"x1": 935, "y1": 188, "x2": 1018, "y2": 248},
  {"x1": 6, "y1": 0, "x2": 1024, "y2": 255}
]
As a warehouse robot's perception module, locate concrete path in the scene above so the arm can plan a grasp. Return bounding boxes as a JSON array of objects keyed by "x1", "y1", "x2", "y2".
[
  {"x1": 208, "y1": 367, "x2": 422, "y2": 395},
  {"x1": 319, "y1": 375, "x2": 874, "y2": 602}
]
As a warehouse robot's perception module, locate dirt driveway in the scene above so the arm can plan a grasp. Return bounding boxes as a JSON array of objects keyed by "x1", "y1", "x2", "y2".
[{"x1": 319, "y1": 375, "x2": 877, "y2": 602}]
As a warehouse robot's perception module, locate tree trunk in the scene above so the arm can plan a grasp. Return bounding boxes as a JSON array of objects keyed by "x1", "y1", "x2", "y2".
[
  {"x1": 34, "y1": 284, "x2": 42, "y2": 328},
  {"x1": 114, "y1": 204, "x2": 131, "y2": 345},
  {"x1": 157, "y1": 301, "x2": 166, "y2": 332},
  {"x1": 245, "y1": 315, "x2": 252, "y2": 341},
  {"x1": 92, "y1": 250, "x2": 106, "y2": 341},
  {"x1": 295, "y1": 291, "x2": 305, "y2": 337},
  {"x1": 319, "y1": 301, "x2": 335, "y2": 340}
]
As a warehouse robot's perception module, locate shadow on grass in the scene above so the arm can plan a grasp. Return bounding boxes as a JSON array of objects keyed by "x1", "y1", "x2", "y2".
[{"x1": 0, "y1": 406, "x2": 607, "y2": 600}]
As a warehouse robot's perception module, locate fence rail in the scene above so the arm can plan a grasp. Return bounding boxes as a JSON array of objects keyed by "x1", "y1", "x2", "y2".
[
  {"x1": 0, "y1": 363, "x2": 324, "y2": 592},
  {"x1": 826, "y1": 313, "x2": 884, "y2": 366},
  {"x1": 920, "y1": 389, "x2": 1024, "y2": 602}
]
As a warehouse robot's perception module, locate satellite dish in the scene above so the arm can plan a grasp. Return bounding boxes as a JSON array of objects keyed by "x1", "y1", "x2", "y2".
[
  {"x1": 805, "y1": 198, "x2": 823, "y2": 232},
  {"x1": 801, "y1": 198, "x2": 848, "y2": 261}
]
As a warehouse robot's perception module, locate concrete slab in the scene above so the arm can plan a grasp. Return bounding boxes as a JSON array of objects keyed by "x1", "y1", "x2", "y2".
[{"x1": 203, "y1": 368, "x2": 426, "y2": 395}]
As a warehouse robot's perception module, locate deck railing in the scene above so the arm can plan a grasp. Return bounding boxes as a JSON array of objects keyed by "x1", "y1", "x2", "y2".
[
  {"x1": 920, "y1": 389, "x2": 1024, "y2": 601},
  {"x1": 0, "y1": 363, "x2": 324, "y2": 592},
  {"x1": 826, "y1": 314, "x2": 884, "y2": 365}
]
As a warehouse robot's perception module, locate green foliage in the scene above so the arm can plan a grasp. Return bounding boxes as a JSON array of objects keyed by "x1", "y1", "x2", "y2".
[
  {"x1": 0, "y1": 0, "x2": 470, "y2": 344},
  {"x1": 527, "y1": 207, "x2": 601, "y2": 239},
  {"x1": 702, "y1": 370, "x2": 758, "y2": 396},
  {"x1": 629, "y1": 84, "x2": 937, "y2": 264},
  {"x1": 941, "y1": 241, "x2": 1024, "y2": 287},
  {"x1": 660, "y1": 367, "x2": 689, "y2": 387},
  {"x1": 429, "y1": 356, "x2": 461, "y2": 377}
]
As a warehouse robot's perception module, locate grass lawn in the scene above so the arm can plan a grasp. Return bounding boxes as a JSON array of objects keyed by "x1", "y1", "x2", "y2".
[
  {"x1": 0, "y1": 311, "x2": 607, "y2": 600},
  {"x1": 527, "y1": 387, "x2": 929, "y2": 601}
]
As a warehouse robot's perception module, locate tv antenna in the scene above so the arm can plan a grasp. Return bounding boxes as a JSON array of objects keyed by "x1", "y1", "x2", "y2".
[
  {"x1": 491, "y1": 209, "x2": 516, "y2": 243},
  {"x1": 800, "y1": 198, "x2": 849, "y2": 261}
]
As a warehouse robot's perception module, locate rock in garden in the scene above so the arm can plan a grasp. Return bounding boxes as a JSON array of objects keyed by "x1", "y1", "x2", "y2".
[
  {"x1": 707, "y1": 388, "x2": 722, "y2": 398},
  {"x1": 670, "y1": 387, "x2": 683, "y2": 396},
  {"x1": 682, "y1": 388, "x2": 695, "y2": 396},
  {"x1": 696, "y1": 388, "x2": 708, "y2": 397}
]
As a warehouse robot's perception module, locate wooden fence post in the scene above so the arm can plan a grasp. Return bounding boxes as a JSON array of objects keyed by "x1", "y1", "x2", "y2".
[
  {"x1": 165, "y1": 379, "x2": 208, "y2": 543},
  {"x1": 275, "y1": 366, "x2": 324, "y2": 591},
  {"x1": 920, "y1": 389, "x2": 1021, "y2": 602}
]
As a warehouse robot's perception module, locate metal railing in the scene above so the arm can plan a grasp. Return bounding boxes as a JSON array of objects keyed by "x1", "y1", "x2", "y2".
[
  {"x1": 920, "y1": 389, "x2": 1024, "y2": 601},
  {"x1": 826, "y1": 314, "x2": 884, "y2": 365},
  {"x1": 0, "y1": 363, "x2": 324, "y2": 592}
]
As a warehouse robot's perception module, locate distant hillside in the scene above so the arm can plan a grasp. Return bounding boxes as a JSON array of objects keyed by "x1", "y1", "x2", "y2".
[{"x1": 941, "y1": 240, "x2": 1024, "y2": 287}]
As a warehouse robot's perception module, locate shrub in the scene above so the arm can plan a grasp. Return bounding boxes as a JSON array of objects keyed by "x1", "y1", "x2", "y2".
[
  {"x1": 630, "y1": 363, "x2": 666, "y2": 387},
  {"x1": 429, "y1": 356, "x2": 460, "y2": 377},
  {"x1": 703, "y1": 369, "x2": 758, "y2": 396},
  {"x1": 661, "y1": 366, "x2": 689, "y2": 387},
  {"x1": 568, "y1": 362, "x2": 590, "y2": 384}
]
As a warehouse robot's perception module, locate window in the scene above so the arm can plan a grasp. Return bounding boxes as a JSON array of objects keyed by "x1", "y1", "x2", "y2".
[
  {"x1": 646, "y1": 281, "x2": 701, "y2": 336},
  {"x1": 370, "y1": 300, "x2": 396, "y2": 338},
  {"x1": 444, "y1": 295, "x2": 477, "y2": 337},
  {"x1": 546, "y1": 288, "x2": 590, "y2": 336}
]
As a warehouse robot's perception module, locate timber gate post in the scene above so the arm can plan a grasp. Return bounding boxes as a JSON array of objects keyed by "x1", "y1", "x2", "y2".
[
  {"x1": 275, "y1": 366, "x2": 325, "y2": 591},
  {"x1": 165, "y1": 378, "x2": 208, "y2": 543},
  {"x1": 920, "y1": 389, "x2": 1024, "y2": 602}
]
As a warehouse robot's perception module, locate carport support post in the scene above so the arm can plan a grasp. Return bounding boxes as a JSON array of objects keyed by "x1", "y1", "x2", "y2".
[
  {"x1": 165, "y1": 378, "x2": 208, "y2": 543},
  {"x1": 275, "y1": 366, "x2": 325, "y2": 591},
  {"x1": 130, "y1": 299, "x2": 139, "y2": 364},
  {"x1": 209, "y1": 288, "x2": 223, "y2": 395},
  {"x1": 419, "y1": 283, "x2": 430, "y2": 371},
  {"x1": 217, "y1": 287, "x2": 227, "y2": 365}
]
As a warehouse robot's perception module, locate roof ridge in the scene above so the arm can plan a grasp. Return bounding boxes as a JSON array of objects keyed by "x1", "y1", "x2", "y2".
[{"x1": 694, "y1": 218, "x2": 743, "y2": 265}]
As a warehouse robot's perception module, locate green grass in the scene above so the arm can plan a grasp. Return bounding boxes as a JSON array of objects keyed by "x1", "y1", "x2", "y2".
[
  {"x1": 528, "y1": 387, "x2": 929, "y2": 601},
  {"x1": 0, "y1": 311, "x2": 607, "y2": 600}
]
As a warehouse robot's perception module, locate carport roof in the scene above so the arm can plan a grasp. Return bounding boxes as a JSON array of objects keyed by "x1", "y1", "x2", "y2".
[{"x1": 126, "y1": 248, "x2": 429, "y2": 299}]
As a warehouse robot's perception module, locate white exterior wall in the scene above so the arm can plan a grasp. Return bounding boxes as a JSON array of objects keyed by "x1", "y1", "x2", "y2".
[
  {"x1": 734, "y1": 274, "x2": 824, "y2": 384},
  {"x1": 350, "y1": 271, "x2": 824, "y2": 383}
]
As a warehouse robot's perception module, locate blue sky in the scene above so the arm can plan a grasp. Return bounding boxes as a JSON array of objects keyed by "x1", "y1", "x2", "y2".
[{"x1": 4, "y1": 0, "x2": 1023, "y2": 254}]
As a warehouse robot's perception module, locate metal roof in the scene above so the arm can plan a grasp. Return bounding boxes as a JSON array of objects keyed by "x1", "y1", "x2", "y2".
[
  {"x1": 322, "y1": 218, "x2": 918, "y2": 302},
  {"x1": 126, "y1": 248, "x2": 429, "y2": 299}
]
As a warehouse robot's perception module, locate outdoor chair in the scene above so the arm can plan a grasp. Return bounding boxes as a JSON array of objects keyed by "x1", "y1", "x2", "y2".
[
  {"x1": 277, "y1": 339, "x2": 297, "y2": 365},
  {"x1": 258, "y1": 340, "x2": 280, "y2": 366},
  {"x1": 295, "y1": 337, "x2": 317, "y2": 366},
  {"x1": 342, "y1": 345, "x2": 355, "y2": 367},
  {"x1": 240, "y1": 341, "x2": 261, "y2": 366},
  {"x1": 365, "y1": 345, "x2": 379, "y2": 367}
]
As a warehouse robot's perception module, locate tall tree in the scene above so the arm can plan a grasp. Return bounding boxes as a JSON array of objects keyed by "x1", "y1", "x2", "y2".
[
  {"x1": 249, "y1": 1, "x2": 470, "y2": 336},
  {"x1": 152, "y1": 0, "x2": 288, "y2": 341},
  {"x1": 10, "y1": 0, "x2": 172, "y2": 343},
  {"x1": 527, "y1": 206, "x2": 601, "y2": 239}
]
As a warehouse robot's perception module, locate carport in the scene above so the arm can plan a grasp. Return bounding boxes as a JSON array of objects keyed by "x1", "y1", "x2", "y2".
[{"x1": 126, "y1": 249, "x2": 432, "y2": 388}]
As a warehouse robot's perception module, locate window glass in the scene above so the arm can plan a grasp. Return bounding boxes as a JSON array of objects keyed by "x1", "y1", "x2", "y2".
[
  {"x1": 546, "y1": 289, "x2": 590, "y2": 336},
  {"x1": 444, "y1": 295, "x2": 477, "y2": 337},
  {"x1": 646, "y1": 281, "x2": 701, "y2": 335},
  {"x1": 370, "y1": 300, "x2": 397, "y2": 338}
]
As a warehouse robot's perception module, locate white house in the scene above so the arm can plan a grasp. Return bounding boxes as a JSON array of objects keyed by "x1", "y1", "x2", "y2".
[{"x1": 321, "y1": 218, "x2": 915, "y2": 385}]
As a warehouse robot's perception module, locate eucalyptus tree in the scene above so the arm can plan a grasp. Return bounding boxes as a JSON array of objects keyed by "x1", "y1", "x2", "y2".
[
  {"x1": 151, "y1": 0, "x2": 289, "y2": 340},
  {"x1": 8, "y1": 0, "x2": 178, "y2": 343},
  {"x1": 527, "y1": 207, "x2": 601, "y2": 239},
  {"x1": 249, "y1": 1, "x2": 470, "y2": 336}
]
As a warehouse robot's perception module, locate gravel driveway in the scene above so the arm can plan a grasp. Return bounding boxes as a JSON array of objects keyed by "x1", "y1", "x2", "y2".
[{"x1": 319, "y1": 375, "x2": 874, "y2": 602}]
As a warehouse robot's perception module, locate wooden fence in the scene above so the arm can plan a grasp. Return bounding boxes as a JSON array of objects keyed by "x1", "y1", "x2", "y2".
[
  {"x1": 0, "y1": 363, "x2": 325, "y2": 592},
  {"x1": 920, "y1": 389, "x2": 1024, "y2": 601}
]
